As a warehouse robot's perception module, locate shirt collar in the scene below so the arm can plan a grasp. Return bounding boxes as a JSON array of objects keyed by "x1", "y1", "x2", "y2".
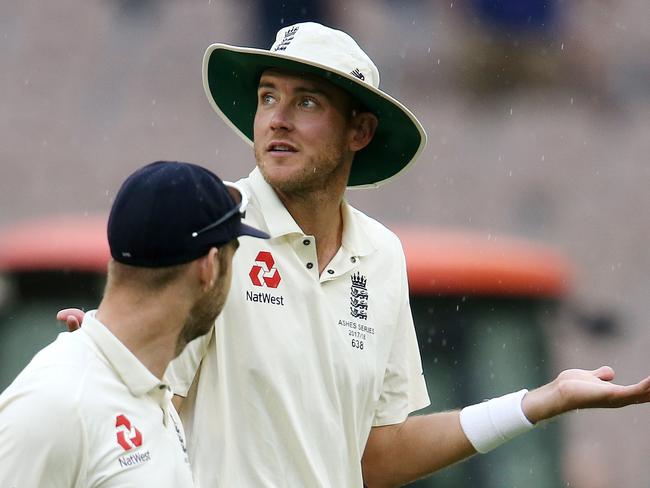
[
  {"x1": 247, "y1": 168, "x2": 302, "y2": 238},
  {"x1": 247, "y1": 167, "x2": 377, "y2": 257},
  {"x1": 82, "y1": 310, "x2": 164, "y2": 397},
  {"x1": 340, "y1": 199, "x2": 376, "y2": 258}
]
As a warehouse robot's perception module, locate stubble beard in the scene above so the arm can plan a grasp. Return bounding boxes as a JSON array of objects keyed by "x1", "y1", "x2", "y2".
[
  {"x1": 175, "y1": 279, "x2": 227, "y2": 356},
  {"x1": 254, "y1": 141, "x2": 350, "y2": 198}
]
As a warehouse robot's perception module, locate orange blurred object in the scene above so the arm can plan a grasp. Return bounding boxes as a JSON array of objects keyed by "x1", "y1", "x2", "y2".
[
  {"x1": 394, "y1": 226, "x2": 571, "y2": 298},
  {"x1": 0, "y1": 216, "x2": 110, "y2": 273},
  {"x1": 0, "y1": 217, "x2": 571, "y2": 298}
]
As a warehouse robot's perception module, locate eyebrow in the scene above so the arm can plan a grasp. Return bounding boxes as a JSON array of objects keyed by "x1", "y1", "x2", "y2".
[{"x1": 257, "y1": 80, "x2": 331, "y2": 100}]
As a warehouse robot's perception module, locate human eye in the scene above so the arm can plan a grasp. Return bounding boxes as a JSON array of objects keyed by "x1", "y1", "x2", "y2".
[
  {"x1": 259, "y1": 92, "x2": 276, "y2": 106},
  {"x1": 299, "y1": 97, "x2": 318, "y2": 109}
]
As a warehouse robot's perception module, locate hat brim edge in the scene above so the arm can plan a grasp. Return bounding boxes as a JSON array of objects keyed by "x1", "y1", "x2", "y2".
[{"x1": 202, "y1": 43, "x2": 427, "y2": 189}]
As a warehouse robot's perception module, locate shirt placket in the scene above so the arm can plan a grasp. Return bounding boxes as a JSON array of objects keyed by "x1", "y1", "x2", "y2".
[
  {"x1": 320, "y1": 246, "x2": 361, "y2": 283},
  {"x1": 293, "y1": 234, "x2": 319, "y2": 278}
]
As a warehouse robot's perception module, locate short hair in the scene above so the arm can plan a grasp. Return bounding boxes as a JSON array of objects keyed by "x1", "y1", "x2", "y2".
[
  {"x1": 105, "y1": 240, "x2": 237, "y2": 293},
  {"x1": 106, "y1": 260, "x2": 190, "y2": 292}
]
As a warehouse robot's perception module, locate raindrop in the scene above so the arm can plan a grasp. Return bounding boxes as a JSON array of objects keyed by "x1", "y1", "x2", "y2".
[
  {"x1": 509, "y1": 107, "x2": 513, "y2": 115},
  {"x1": 570, "y1": 97, "x2": 574, "y2": 105},
  {"x1": 561, "y1": 43, "x2": 564, "y2": 51},
  {"x1": 541, "y1": 155, "x2": 545, "y2": 162}
]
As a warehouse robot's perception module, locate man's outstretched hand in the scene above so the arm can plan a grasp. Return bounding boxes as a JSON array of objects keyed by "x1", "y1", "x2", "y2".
[
  {"x1": 523, "y1": 366, "x2": 650, "y2": 424},
  {"x1": 56, "y1": 308, "x2": 85, "y2": 332}
]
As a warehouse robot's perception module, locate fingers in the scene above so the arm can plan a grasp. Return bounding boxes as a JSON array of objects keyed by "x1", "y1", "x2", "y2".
[
  {"x1": 65, "y1": 316, "x2": 81, "y2": 332},
  {"x1": 56, "y1": 308, "x2": 85, "y2": 332},
  {"x1": 591, "y1": 365, "x2": 615, "y2": 382},
  {"x1": 57, "y1": 308, "x2": 84, "y2": 321}
]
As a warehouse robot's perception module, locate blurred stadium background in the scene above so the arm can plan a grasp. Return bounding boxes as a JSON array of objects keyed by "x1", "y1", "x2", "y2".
[{"x1": 1, "y1": 1, "x2": 649, "y2": 486}]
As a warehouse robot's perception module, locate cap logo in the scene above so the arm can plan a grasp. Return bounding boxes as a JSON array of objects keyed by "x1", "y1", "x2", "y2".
[
  {"x1": 350, "y1": 272, "x2": 368, "y2": 320},
  {"x1": 350, "y1": 68, "x2": 365, "y2": 81},
  {"x1": 273, "y1": 25, "x2": 299, "y2": 52},
  {"x1": 249, "y1": 251, "x2": 281, "y2": 288},
  {"x1": 115, "y1": 414, "x2": 143, "y2": 451}
]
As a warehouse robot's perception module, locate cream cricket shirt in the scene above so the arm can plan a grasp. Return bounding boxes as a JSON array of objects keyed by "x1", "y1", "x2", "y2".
[
  {"x1": 0, "y1": 311, "x2": 194, "y2": 488},
  {"x1": 166, "y1": 168, "x2": 430, "y2": 487}
]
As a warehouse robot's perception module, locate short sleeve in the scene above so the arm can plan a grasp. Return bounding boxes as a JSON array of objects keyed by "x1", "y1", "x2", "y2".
[
  {"x1": 0, "y1": 371, "x2": 86, "y2": 487},
  {"x1": 165, "y1": 326, "x2": 214, "y2": 397},
  {"x1": 372, "y1": 244, "x2": 430, "y2": 426}
]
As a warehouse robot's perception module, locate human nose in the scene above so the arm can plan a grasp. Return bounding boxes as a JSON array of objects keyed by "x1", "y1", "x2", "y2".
[{"x1": 269, "y1": 102, "x2": 294, "y2": 131}]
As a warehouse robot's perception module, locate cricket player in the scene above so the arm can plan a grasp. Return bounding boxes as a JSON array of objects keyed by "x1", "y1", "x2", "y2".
[{"x1": 0, "y1": 161, "x2": 268, "y2": 487}]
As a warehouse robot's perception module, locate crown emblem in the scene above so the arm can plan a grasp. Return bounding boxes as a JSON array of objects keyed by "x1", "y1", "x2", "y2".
[
  {"x1": 351, "y1": 272, "x2": 367, "y2": 289},
  {"x1": 350, "y1": 68, "x2": 365, "y2": 81}
]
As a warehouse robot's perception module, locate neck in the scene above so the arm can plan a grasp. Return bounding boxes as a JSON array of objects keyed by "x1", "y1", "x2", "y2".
[
  {"x1": 95, "y1": 286, "x2": 190, "y2": 379},
  {"x1": 275, "y1": 184, "x2": 345, "y2": 275}
]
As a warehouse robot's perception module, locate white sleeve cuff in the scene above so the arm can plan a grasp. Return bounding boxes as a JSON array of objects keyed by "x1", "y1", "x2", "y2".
[{"x1": 459, "y1": 389, "x2": 535, "y2": 454}]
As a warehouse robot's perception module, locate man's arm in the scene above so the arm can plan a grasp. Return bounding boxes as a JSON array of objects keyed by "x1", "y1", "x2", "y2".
[
  {"x1": 362, "y1": 410, "x2": 475, "y2": 488},
  {"x1": 362, "y1": 365, "x2": 650, "y2": 488}
]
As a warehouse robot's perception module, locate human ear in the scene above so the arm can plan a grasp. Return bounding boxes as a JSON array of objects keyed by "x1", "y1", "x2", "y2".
[
  {"x1": 349, "y1": 112, "x2": 378, "y2": 152},
  {"x1": 198, "y1": 247, "x2": 220, "y2": 291}
]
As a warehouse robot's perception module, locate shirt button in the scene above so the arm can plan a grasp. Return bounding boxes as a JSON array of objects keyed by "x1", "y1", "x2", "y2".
[
  {"x1": 303, "y1": 239, "x2": 310, "y2": 245},
  {"x1": 306, "y1": 262, "x2": 314, "y2": 269},
  {"x1": 350, "y1": 256, "x2": 357, "y2": 263},
  {"x1": 327, "y1": 269, "x2": 334, "y2": 275}
]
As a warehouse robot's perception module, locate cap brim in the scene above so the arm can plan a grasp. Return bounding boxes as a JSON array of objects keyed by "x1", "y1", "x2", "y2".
[
  {"x1": 236, "y1": 221, "x2": 270, "y2": 240},
  {"x1": 202, "y1": 44, "x2": 427, "y2": 189}
]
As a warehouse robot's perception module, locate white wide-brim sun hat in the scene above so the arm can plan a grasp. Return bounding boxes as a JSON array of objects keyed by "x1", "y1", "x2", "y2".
[{"x1": 202, "y1": 22, "x2": 427, "y2": 189}]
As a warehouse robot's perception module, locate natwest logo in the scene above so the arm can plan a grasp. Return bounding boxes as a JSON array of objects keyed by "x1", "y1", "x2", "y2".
[
  {"x1": 116, "y1": 414, "x2": 143, "y2": 451},
  {"x1": 249, "y1": 251, "x2": 281, "y2": 288}
]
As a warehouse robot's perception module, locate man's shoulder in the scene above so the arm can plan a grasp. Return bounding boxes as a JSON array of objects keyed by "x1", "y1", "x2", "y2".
[
  {"x1": 0, "y1": 336, "x2": 89, "y2": 485},
  {"x1": 2, "y1": 330, "x2": 99, "y2": 406},
  {"x1": 346, "y1": 204, "x2": 403, "y2": 251}
]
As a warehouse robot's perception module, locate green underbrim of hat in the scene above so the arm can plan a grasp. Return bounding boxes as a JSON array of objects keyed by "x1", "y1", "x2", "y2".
[{"x1": 203, "y1": 44, "x2": 426, "y2": 189}]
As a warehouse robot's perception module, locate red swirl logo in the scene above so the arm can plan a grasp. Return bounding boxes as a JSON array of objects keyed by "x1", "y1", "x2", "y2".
[
  {"x1": 115, "y1": 414, "x2": 143, "y2": 451},
  {"x1": 249, "y1": 251, "x2": 281, "y2": 288}
]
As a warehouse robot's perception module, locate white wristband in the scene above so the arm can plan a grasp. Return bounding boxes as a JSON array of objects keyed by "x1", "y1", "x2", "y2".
[{"x1": 459, "y1": 389, "x2": 535, "y2": 454}]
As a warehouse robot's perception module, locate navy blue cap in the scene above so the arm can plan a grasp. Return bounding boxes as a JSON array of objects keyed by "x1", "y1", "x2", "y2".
[{"x1": 108, "y1": 161, "x2": 268, "y2": 267}]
